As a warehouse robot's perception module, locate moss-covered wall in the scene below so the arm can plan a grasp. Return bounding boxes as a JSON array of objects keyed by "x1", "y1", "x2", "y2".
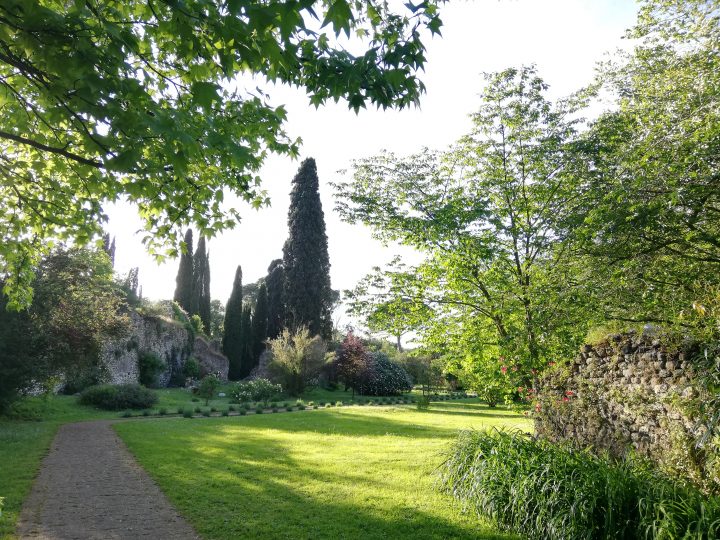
[{"x1": 536, "y1": 330, "x2": 719, "y2": 492}]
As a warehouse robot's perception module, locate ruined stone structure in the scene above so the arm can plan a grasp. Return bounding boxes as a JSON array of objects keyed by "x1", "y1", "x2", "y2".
[{"x1": 536, "y1": 330, "x2": 718, "y2": 490}]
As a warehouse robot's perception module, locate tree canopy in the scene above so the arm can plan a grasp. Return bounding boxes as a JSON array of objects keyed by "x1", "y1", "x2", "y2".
[{"x1": 0, "y1": 0, "x2": 444, "y2": 308}]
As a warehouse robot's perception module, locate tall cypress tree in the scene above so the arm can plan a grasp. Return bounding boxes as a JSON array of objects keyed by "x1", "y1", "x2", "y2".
[
  {"x1": 223, "y1": 265, "x2": 243, "y2": 380},
  {"x1": 173, "y1": 229, "x2": 194, "y2": 313},
  {"x1": 265, "y1": 259, "x2": 285, "y2": 338},
  {"x1": 239, "y1": 303, "x2": 254, "y2": 377},
  {"x1": 282, "y1": 158, "x2": 333, "y2": 339},
  {"x1": 193, "y1": 237, "x2": 211, "y2": 332},
  {"x1": 252, "y1": 282, "x2": 269, "y2": 360}
]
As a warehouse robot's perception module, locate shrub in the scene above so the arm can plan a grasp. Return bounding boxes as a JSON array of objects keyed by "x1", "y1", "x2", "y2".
[
  {"x1": 194, "y1": 406, "x2": 201, "y2": 413},
  {"x1": 137, "y1": 352, "x2": 165, "y2": 388},
  {"x1": 324, "y1": 403, "x2": 331, "y2": 408},
  {"x1": 359, "y1": 352, "x2": 413, "y2": 396},
  {"x1": 183, "y1": 357, "x2": 201, "y2": 380},
  {"x1": 267, "y1": 327, "x2": 326, "y2": 396},
  {"x1": 142, "y1": 409, "x2": 151, "y2": 416},
  {"x1": 210, "y1": 406, "x2": 217, "y2": 412},
  {"x1": 229, "y1": 378, "x2": 282, "y2": 403},
  {"x1": 159, "y1": 407, "x2": 167, "y2": 415},
  {"x1": 202, "y1": 409, "x2": 210, "y2": 417},
  {"x1": 183, "y1": 408, "x2": 193, "y2": 418},
  {"x1": 121, "y1": 410, "x2": 132, "y2": 418},
  {"x1": 416, "y1": 396, "x2": 430, "y2": 410},
  {"x1": 79, "y1": 384, "x2": 158, "y2": 410},
  {"x1": 228, "y1": 405, "x2": 236, "y2": 412},
  {"x1": 438, "y1": 428, "x2": 720, "y2": 540},
  {"x1": 222, "y1": 409, "x2": 229, "y2": 416},
  {"x1": 197, "y1": 374, "x2": 220, "y2": 405},
  {"x1": 335, "y1": 401, "x2": 343, "y2": 407},
  {"x1": 255, "y1": 407, "x2": 264, "y2": 414},
  {"x1": 240, "y1": 408, "x2": 247, "y2": 415},
  {"x1": 286, "y1": 405, "x2": 294, "y2": 411}
]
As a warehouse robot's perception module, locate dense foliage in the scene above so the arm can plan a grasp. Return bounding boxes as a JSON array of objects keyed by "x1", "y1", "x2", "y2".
[
  {"x1": 333, "y1": 333, "x2": 370, "y2": 396},
  {"x1": 193, "y1": 236, "x2": 212, "y2": 334},
  {"x1": 0, "y1": 0, "x2": 445, "y2": 309},
  {"x1": 137, "y1": 352, "x2": 165, "y2": 388},
  {"x1": 252, "y1": 282, "x2": 269, "y2": 360},
  {"x1": 0, "y1": 247, "x2": 129, "y2": 410},
  {"x1": 197, "y1": 374, "x2": 220, "y2": 406},
  {"x1": 229, "y1": 378, "x2": 282, "y2": 403},
  {"x1": 438, "y1": 428, "x2": 720, "y2": 540},
  {"x1": 283, "y1": 158, "x2": 333, "y2": 339},
  {"x1": 79, "y1": 384, "x2": 157, "y2": 410}
]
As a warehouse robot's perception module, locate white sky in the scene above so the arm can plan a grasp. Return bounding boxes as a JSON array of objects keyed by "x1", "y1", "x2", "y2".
[{"x1": 107, "y1": 0, "x2": 638, "y2": 320}]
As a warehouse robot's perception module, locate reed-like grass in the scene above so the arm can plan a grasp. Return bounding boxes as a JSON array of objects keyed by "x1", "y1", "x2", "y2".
[{"x1": 438, "y1": 428, "x2": 720, "y2": 540}]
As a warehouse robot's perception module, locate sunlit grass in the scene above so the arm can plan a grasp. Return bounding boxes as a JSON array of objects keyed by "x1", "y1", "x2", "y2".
[{"x1": 115, "y1": 400, "x2": 531, "y2": 539}]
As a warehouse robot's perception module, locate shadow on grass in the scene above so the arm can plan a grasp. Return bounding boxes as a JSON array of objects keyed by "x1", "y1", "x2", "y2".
[{"x1": 116, "y1": 407, "x2": 520, "y2": 540}]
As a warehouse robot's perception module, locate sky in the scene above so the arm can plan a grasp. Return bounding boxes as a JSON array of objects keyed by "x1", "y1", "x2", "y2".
[{"x1": 107, "y1": 0, "x2": 639, "y2": 327}]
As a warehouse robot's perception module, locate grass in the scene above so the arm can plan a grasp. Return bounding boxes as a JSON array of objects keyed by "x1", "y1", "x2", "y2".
[
  {"x1": 0, "y1": 387, "x2": 478, "y2": 539},
  {"x1": 114, "y1": 401, "x2": 530, "y2": 539}
]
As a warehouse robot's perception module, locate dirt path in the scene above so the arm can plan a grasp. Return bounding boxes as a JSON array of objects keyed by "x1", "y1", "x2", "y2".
[{"x1": 16, "y1": 421, "x2": 198, "y2": 540}]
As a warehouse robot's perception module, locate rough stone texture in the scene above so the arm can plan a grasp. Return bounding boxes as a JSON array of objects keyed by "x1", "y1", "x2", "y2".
[
  {"x1": 99, "y1": 309, "x2": 192, "y2": 387},
  {"x1": 16, "y1": 421, "x2": 198, "y2": 540},
  {"x1": 536, "y1": 331, "x2": 717, "y2": 490},
  {"x1": 193, "y1": 337, "x2": 229, "y2": 380}
]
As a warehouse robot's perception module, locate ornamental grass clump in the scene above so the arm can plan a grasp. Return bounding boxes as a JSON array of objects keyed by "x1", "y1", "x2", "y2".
[{"x1": 438, "y1": 428, "x2": 720, "y2": 540}]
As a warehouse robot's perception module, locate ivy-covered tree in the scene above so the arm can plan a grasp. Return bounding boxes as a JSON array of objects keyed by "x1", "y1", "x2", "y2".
[
  {"x1": 0, "y1": 0, "x2": 445, "y2": 309},
  {"x1": 173, "y1": 229, "x2": 194, "y2": 314},
  {"x1": 283, "y1": 158, "x2": 333, "y2": 339},
  {"x1": 193, "y1": 237, "x2": 211, "y2": 333},
  {"x1": 266, "y1": 259, "x2": 286, "y2": 339},
  {"x1": 223, "y1": 265, "x2": 243, "y2": 380},
  {"x1": 252, "y1": 282, "x2": 269, "y2": 361}
]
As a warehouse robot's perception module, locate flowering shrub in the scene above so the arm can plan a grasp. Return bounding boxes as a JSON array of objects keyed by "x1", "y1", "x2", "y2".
[
  {"x1": 359, "y1": 352, "x2": 413, "y2": 396},
  {"x1": 229, "y1": 378, "x2": 282, "y2": 403}
]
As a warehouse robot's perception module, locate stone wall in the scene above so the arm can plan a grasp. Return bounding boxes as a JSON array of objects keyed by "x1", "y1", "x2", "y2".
[
  {"x1": 193, "y1": 337, "x2": 229, "y2": 381},
  {"x1": 536, "y1": 330, "x2": 718, "y2": 491},
  {"x1": 99, "y1": 309, "x2": 193, "y2": 386}
]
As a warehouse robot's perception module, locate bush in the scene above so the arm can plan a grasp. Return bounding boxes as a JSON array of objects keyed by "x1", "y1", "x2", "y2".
[
  {"x1": 183, "y1": 357, "x2": 201, "y2": 380},
  {"x1": 416, "y1": 396, "x2": 430, "y2": 410},
  {"x1": 137, "y1": 352, "x2": 165, "y2": 388},
  {"x1": 438, "y1": 428, "x2": 720, "y2": 540},
  {"x1": 79, "y1": 384, "x2": 158, "y2": 410},
  {"x1": 359, "y1": 352, "x2": 413, "y2": 396},
  {"x1": 183, "y1": 408, "x2": 193, "y2": 418},
  {"x1": 222, "y1": 409, "x2": 229, "y2": 416},
  {"x1": 267, "y1": 327, "x2": 326, "y2": 396},
  {"x1": 229, "y1": 378, "x2": 282, "y2": 403}
]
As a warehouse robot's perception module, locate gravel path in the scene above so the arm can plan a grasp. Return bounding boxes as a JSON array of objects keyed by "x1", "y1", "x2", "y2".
[{"x1": 16, "y1": 421, "x2": 198, "y2": 540}]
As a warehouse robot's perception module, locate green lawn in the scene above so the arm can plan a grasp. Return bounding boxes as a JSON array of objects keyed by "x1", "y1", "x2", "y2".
[{"x1": 115, "y1": 401, "x2": 531, "y2": 539}]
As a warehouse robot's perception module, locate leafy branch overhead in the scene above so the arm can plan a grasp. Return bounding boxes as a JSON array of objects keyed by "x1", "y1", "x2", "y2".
[{"x1": 0, "y1": 0, "x2": 445, "y2": 308}]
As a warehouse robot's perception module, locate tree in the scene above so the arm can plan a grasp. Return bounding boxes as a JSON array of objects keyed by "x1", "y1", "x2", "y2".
[
  {"x1": 102, "y1": 234, "x2": 116, "y2": 266},
  {"x1": 266, "y1": 259, "x2": 286, "y2": 339},
  {"x1": 333, "y1": 332, "x2": 370, "y2": 397},
  {"x1": 122, "y1": 267, "x2": 140, "y2": 306},
  {"x1": 334, "y1": 67, "x2": 590, "y2": 386},
  {"x1": 283, "y1": 158, "x2": 333, "y2": 339},
  {"x1": 209, "y1": 299, "x2": 225, "y2": 340},
  {"x1": 567, "y1": 0, "x2": 720, "y2": 336},
  {"x1": 239, "y1": 303, "x2": 255, "y2": 378},
  {"x1": 193, "y1": 237, "x2": 211, "y2": 333},
  {"x1": 223, "y1": 265, "x2": 243, "y2": 380},
  {"x1": 0, "y1": 0, "x2": 445, "y2": 309},
  {"x1": 252, "y1": 282, "x2": 269, "y2": 361},
  {"x1": 267, "y1": 327, "x2": 326, "y2": 396},
  {"x1": 173, "y1": 229, "x2": 194, "y2": 314}
]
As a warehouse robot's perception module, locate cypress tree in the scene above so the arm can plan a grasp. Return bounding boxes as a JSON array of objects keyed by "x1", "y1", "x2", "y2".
[
  {"x1": 239, "y1": 303, "x2": 254, "y2": 377},
  {"x1": 252, "y1": 282, "x2": 269, "y2": 360},
  {"x1": 173, "y1": 229, "x2": 194, "y2": 313},
  {"x1": 223, "y1": 265, "x2": 243, "y2": 380},
  {"x1": 266, "y1": 259, "x2": 285, "y2": 338},
  {"x1": 193, "y1": 237, "x2": 211, "y2": 332},
  {"x1": 282, "y1": 158, "x2": 333, "y2": 339}
]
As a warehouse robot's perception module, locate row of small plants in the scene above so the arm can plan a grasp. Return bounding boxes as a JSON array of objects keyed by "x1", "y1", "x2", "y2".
[
  {"x1": 438, "y1": 428, "x2": 720, "y2": 540},
  {"x1": 116, "y1": 393, "x2": 473, "y2": 418}
]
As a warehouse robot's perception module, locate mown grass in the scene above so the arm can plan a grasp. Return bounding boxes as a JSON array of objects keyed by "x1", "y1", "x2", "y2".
[{"x1": 115, "y1": 400, "x2": 530, "y2": 539}]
